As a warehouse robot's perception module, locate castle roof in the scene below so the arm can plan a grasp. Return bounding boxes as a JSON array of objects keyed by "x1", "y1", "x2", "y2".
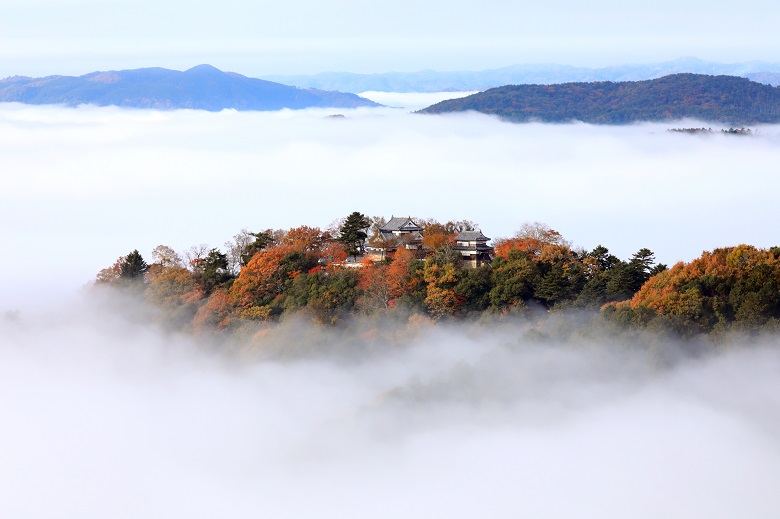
[
  {"x1": 455, "y1": 230, "x2": 490, "y2": 242},
  {"x1": 380, "y1": 216, "x2": 423, "y2": 232}
]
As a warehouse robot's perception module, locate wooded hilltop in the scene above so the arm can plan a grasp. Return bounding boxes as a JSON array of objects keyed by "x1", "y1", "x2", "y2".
[
  {"x1": 419, "y1": 74, "x2": 780, "y2": 125},
  {"x1": 96, "y1": 212, "x2": 780, "y2": 342}
]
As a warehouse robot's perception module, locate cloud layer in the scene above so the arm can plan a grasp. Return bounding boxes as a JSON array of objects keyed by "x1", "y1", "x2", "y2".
[{"x1": 1, "y1": 295, "x2": 779, "y2": 518}]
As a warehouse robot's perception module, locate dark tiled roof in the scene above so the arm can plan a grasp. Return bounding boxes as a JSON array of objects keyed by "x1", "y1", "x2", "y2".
[
  {"x1": 380, "y1": 216, "x2": 422, "y2": 232},
  {"x1": 379, "y1": 230, "x2": 423, "y2": 241},
  {"x1": 455, "y1": 230, "x2": 490, "y2": 242},
  {"x1": 453, "y1": 244, "x2": 494, "y2": 252}
]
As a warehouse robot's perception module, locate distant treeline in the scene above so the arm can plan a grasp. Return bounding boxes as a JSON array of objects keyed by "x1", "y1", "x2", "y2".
[
  {"x1": 419, "y1": 74, "x2": 780, "y2": 125},
  {"x1": 668, "y1": 127, "x2": 753, "y2": 135},
  {"x1": 96, "y1": 213, "x2": 780, "y2": 340}
]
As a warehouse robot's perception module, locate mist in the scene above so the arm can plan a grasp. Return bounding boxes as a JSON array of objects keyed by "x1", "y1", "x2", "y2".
[
  {"x1": 2, "y1": 102, "x2": 780, "y2": 312},
  {"x1": 358, "y1": 91, "x2": 478, "y2": 110},
  {"x1": 2, "y1": 102, "x2": 779, "y2": 516},
  {"x1": 1, "y1": 292, "x2": 779, "y2": 518}
]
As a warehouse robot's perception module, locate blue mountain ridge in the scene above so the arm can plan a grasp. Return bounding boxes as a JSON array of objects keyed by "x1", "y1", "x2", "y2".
[{"x1": 0, "y1": 64, "x2": 380, "y2": 111}]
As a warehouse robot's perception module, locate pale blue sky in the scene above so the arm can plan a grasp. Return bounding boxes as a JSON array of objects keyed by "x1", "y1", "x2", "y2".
[{"x1": 2, "y1": 0, "x2": 779, "y2": 77}]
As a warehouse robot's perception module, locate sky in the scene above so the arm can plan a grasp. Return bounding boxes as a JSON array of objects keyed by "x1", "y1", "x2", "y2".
[{"x1": 2, "y1": 0, "x2": 780, "y2": 77}]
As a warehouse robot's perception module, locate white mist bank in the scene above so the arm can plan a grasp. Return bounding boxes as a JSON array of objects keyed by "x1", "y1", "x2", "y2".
[
  {"x1": 358, "y1": 91, "x2": 479, "y2": 110},
  {"x1": 1, "y1": 296, "x2": 779, "y2": 519},
  {"x1": 1, "y1": 102, "x2": 780, "y2": 311}
]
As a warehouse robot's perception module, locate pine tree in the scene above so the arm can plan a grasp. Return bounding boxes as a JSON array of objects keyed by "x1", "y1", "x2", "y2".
[
  {"x1": 120, "y1": 250, "x2": 149, "y2": 280},
  {"x1": 338, "y1": 211, "x2": 370, "y2": 260}
]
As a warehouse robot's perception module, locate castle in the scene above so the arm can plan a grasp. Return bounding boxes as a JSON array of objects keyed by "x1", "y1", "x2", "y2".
[{"x1": 365, "y1": 216, "x2": 493, "y2": 268}]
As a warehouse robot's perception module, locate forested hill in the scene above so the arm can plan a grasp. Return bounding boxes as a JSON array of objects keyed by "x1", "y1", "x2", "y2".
[
  {"x1": 0, "y1": 65, "x2": 379, "y2": 111},
  {"x1": 418, "y1": 74, "x2": 780, "y2": 124}
]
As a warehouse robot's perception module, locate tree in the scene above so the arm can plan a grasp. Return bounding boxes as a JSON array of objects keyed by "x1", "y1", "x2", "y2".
[
  {"x1": 150, "y1": 245, "x2": 182, "y2": 268},
  {"x1": 489, "y1": 250, "x2": 539, "y2": 310},
  {"x1": 193, "y1": 290, "x2": 234, "y2": 331},
  {"x1": 308, "y1": 269, "x2": 361, "y2": 325},
  {"x1": 338, "y1": 211, "x2": 370, "y2": 260},
  {"x1": 423, "y1": 260, "x2": 461, "y2": 319},
  {"x1": 494, "y1": 223, "x2": 569, "y2": 260},
  {"x1": 282, "y1": 226, "x2": 326, "y2": 254},
  {"x1": 192, "y1": 248, "x2": 233, "y2": 294},
  {"x1": 588, "y1": 245, "x2": 620, "y2": 271},
  {"x1": 223, "y1": 229, "x2": 276, "y2": 275},
  {"x1": 357, "y1": 259, "x2": 392, "y2": 312},
  {"x1": 95, "y1": 256, "x2": 124, "y2": 285},
  {"x1": 120, "y1": 250, "x2": 149, "y2": 280},
  {"x1": 421, "y1": 221, "x2": 455, "y2": 250},
  {"x1": 603, "y1": 245, "x2": 780, "y2": 336},
  {"x1": 146, "y1": 265, "x2": 203, "y2": 308},
  {"x1": 454, "y1": 264, "x2": 493, "y2": 313},
  {"x1": 230, "y1": 244, "x2": 294, "y2": 310}
]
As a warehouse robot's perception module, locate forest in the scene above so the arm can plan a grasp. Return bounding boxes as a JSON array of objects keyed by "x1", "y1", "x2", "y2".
[
  {"x1": 96, "y1": 212, "x2": 780, "y2": 342},
  {"x1": 419, "y1": 73, "x2": 780, "y2": 125}
]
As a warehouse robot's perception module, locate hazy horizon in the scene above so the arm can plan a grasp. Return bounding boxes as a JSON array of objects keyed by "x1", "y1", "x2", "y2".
[
  {"x1": 3, "y1": 0, "x2": 780, "y2": 78},
  {"x1": 3, "y1": 56, "x2": 780, "y2": 83}
]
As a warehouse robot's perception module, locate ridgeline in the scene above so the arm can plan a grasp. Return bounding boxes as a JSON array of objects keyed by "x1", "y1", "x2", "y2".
[
  {"x1": 0, "y1": 64, "x2": 379, "y2": 111},
  {"x1": 419, "y1": 74, "x2": 780, "y2": 125}
]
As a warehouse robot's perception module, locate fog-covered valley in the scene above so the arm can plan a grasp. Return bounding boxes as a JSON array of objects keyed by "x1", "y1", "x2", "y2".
[{"x1": 2, "y1": 292, "x2": 780, "y2": 518}]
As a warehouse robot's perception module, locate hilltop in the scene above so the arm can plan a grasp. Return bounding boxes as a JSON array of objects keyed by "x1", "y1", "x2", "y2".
[
  {"x1": 418, "y1": 74, "x2": 780, "y2": 125},
  {"x1": 97, "y1": 213, "x2": 780, "y2": 342},
  {"x1": 0, "y1": 64, "x2": 379, "y2": 111}
]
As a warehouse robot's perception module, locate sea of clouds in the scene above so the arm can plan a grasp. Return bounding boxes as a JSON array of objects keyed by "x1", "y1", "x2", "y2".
[
  {"x1": 1, "y1": 293, "x2": 779, "y2": 518},
  {"x1": 2, "y1": 100, "x2": 780, "y2": 518}
]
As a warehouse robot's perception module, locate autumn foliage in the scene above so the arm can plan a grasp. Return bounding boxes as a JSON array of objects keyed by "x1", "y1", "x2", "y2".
[
  {"x1": 603, "y1": 245, "x2": 780, "y2": 335},
  {"x1": 95, "y1": 216, "x2": 779, "y2": 340}
]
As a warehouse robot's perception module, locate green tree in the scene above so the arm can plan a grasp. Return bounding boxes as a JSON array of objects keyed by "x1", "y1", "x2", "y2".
[
  {"x1": 588, "y1": 245, "x2": 620, "y2": 270},
  {"x1": 454, "y1": 264, "x2": 493, "y2": 313},
  {"x1": 240, "y1": 230, "x2": 275, "y2": 267},
  {"x1": 489, "y1": 250, "x2": 539, "y2": 310},
  {"x1": 338, "y1": 211, "x2": 370, "y2": 260},
  {"x1": 193, "y1": 248, "x2": 233, "y2": 294},
  {"x1": 120, "y1": 250, "x2": 149, "y2": 280}
]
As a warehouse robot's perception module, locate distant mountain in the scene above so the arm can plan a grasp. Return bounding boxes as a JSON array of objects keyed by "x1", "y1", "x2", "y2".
[
  {"x1": 418, "y1": 74, "x2": 780, "y2": 125},
  {"x1": 0, "y1": 64, "x2": 379, "y2": 111},
  {"x1": 262, "y1": 58, "x2": 780, "y2": 93},
  {"x1": 746, "y1": 72, "x2": 780, "y2": 87}
]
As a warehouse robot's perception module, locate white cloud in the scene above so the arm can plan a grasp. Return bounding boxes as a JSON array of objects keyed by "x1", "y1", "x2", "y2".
[{"x1": 358, "y1": 91, "x2": 478, "y2": 111}]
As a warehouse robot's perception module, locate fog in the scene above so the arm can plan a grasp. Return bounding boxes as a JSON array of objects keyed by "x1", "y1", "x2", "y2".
[
  {"x1": 1, "y1": 292, "x2": 779, "y2": 518},
  {"x1": 358, "y1": 91, "x2": 478, "y2": 110},
  {"x1": 2, "y1": 102, "x2": 780, "y2": 311}
]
